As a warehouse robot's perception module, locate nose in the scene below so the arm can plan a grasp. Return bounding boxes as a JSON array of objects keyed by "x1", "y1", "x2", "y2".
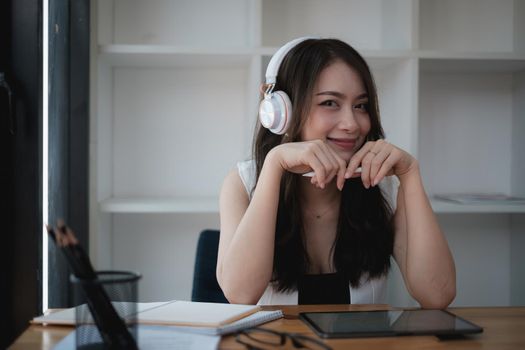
[{"x1": 339, "y1": 106, "x2": 359, "y2": 133}]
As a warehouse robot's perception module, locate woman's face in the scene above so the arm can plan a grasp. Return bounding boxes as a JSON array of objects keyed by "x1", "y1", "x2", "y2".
[{"x1": 300, "y1": 59, "x2": 371, "y2": 162}]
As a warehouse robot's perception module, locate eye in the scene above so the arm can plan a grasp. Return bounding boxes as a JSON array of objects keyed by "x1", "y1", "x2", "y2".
[
  {"x1": 320, "y1": 100, "x2": 339, "y2": 108},
  {"x1": 354, "y1": 102, "x2": 369, "y2": 112}
]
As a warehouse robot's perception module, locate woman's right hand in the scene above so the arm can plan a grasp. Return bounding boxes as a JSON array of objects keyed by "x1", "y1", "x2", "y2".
[{"x1": 267, "y1": 140, "x2": 348, "y2": 191}]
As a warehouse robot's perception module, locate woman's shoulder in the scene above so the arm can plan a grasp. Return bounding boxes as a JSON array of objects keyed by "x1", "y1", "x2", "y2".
[{"x1": 220, "y1": 165, "x2": 250, "y2": 206}]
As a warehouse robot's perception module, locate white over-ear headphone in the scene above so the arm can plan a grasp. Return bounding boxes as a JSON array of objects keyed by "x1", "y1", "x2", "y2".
[{"x1": 259, "y1": 37, "x2": 316, "y2": 135}]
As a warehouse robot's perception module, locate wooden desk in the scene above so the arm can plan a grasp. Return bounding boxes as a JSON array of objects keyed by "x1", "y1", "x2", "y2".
[{"x1": 10, "y1": 305, "x2": 525, "y2": 349}]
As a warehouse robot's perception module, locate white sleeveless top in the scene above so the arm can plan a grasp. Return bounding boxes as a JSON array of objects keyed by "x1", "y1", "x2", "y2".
[{"x1": 237, "y1": 159, "x2": 399, "y2": 305}]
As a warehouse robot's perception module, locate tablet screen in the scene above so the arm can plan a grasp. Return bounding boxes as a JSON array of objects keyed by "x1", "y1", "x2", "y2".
[{"x1": 299, "y1": 310, "x2": 483, "y2": 338}]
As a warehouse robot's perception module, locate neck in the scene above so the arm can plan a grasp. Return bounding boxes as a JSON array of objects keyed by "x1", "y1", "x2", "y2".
[{"x1": 299, "y1": 178, "x2": 341, "y2": 213}]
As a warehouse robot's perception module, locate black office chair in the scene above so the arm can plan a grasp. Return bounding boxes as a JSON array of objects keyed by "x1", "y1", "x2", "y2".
[{"x1": 191, "y1": 229, "x2": 229, "y2": 303}]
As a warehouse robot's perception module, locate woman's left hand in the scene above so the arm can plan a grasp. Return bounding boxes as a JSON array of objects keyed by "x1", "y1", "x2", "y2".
[{"x1": 344, "y1": 139, "x2": 417, "y2": 188}]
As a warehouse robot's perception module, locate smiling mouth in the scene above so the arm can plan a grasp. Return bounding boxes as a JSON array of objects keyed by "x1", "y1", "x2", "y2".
[{"x1": 327, "y1": 137, "x2": 357, "y2": 150}]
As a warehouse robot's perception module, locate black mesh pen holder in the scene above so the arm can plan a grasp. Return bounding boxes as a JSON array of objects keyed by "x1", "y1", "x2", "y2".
[{"x1": 70, "y1": 270, "x2": 142, "y2": 349}]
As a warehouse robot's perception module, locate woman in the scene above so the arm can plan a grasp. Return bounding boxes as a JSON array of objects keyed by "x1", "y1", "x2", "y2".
[{"x1": 216, "y1": 38, "x2": 455, "y2": 308}]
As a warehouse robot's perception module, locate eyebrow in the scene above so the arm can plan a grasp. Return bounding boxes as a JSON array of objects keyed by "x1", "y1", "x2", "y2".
[{"x1": 315, "y1": 91, "x2": 368, "y2": 100}]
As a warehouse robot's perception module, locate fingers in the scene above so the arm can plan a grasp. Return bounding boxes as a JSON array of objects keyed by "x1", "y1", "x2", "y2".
[
  {"x1": 318, "y1": 142, "x2": 347, "y2": 190},
  {"x1": 368, "y1": 142, "x2": 394, "y2": 186},
  {"x1": 314, "y1": 142, "x2": 338, "y2": 189},
  {"x1": 345, "y1": 140, "x2": 374, "y2": 178},
  {"x1": 46, "y1": 220, "x2": 79, "y2": 247},
  {"x1": 298, "y1": 138, "x2": 406, "y2": 190},
  {"x1": 348, "y1": 139, "x2": 397, "y2": 189},
  {"x1": 373, "y1": 153, "x2": 396, "y2": 185},
  {"x1": 335, "y1": 156, "x2": 348, "y2": 191},
  {"x1": 46, "y1": 224, "x2": 57, "y2": 243},
  {"x1": 308, "y1": 153, "x2": 328, "y2": 188},
  {"x1": 360, "y1": 151, "x2": 376, "y2": 189},
  {"x1": 308, "y1": 140, "x2": 347, "y2": 190}
]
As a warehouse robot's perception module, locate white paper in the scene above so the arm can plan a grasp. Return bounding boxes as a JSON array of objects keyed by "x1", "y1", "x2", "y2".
[
  {"x1": 33, "y1": 301, "x2": 170, "y2": 325},
  {"x1": 54, "y1": 325, "x2": 221, "y2": 350}
]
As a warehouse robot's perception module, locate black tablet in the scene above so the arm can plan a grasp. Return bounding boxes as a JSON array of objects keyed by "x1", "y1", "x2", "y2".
[{"x1": 299, "y1": 309, "x2": 483, "y2": 338}]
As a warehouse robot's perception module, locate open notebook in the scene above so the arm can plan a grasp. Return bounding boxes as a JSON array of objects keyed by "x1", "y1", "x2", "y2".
[{"x1": 33, "y1": 300, "x2": 283, "y2": 335}]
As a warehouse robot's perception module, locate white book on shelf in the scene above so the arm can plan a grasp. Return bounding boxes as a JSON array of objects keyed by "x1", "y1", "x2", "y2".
[{"x1": 433, "y1": 193, "x2": 525, "y2": 205}]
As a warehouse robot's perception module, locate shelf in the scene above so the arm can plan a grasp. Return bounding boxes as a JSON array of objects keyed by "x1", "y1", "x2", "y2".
[
  {"x1": 100, "y1": 196, "x2": 219, "y2": 213},
  {"x1": 99, "y1": 197, "x2": 525, "y2": 214},
  {"x1": 419, "y1": 52, "x2": 525, "y2": 73},
  {"x1": 99, "y1": 44, "x2": 525, "y2": 71},
  {"x1": 417, "y1": 51, "x2": 525, "y2": 60},
  {"x1": 101, "y1": 45, "x2": 417, "y2": 61},
  {"x1": 261, "y1": 47, "x2": 416, "y2": 60},
  {"x1": 431, "y1": 199, "x2": 525, "y2": 214},
  {"x1": 99, "y1": 45, "x2": 254, "y2": 67},
  {"x1": 89, "y1": 0, "x2": 525, "y2": 307},
  {"x1": 358, "y1": 50, "x2": 416, "y2": 71}
]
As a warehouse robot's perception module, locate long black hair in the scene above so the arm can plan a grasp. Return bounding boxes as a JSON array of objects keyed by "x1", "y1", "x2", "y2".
[{"x1": 253, "y1": 39, "x2": 394, "y2": 292}]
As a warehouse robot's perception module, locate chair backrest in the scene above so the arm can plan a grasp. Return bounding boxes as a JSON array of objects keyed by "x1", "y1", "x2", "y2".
[{"x1": 191, "y1": 229, "x2": 228, "y2": 303}]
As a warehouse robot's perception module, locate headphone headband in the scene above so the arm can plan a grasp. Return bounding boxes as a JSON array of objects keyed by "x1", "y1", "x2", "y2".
[{"x1": 265, "y1": 37, "x2": 318, "y2": 85}]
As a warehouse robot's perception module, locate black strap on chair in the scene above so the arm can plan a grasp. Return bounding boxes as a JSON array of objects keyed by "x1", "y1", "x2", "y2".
[{"x1": 191, "y1": 229, "x2": 228, "y2": 303}]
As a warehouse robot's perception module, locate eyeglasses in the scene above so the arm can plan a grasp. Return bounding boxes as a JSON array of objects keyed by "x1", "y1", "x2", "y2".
[{"x1": 235, "y1": 327, "x2": 332, "y2": 350}]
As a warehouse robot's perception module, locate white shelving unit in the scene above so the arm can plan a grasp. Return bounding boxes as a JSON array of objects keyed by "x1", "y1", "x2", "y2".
[
  {"x1": 90, "y1": 0, "x2": 525, "y2": 305},
  {"x1": 100, "y1": 196, "x2": 219, "y2": 213}
]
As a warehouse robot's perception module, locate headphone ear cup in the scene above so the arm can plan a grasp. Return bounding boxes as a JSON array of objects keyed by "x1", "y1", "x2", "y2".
[{"x1": 258, "y1": 90, "x2": 292, "y2": 135}]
